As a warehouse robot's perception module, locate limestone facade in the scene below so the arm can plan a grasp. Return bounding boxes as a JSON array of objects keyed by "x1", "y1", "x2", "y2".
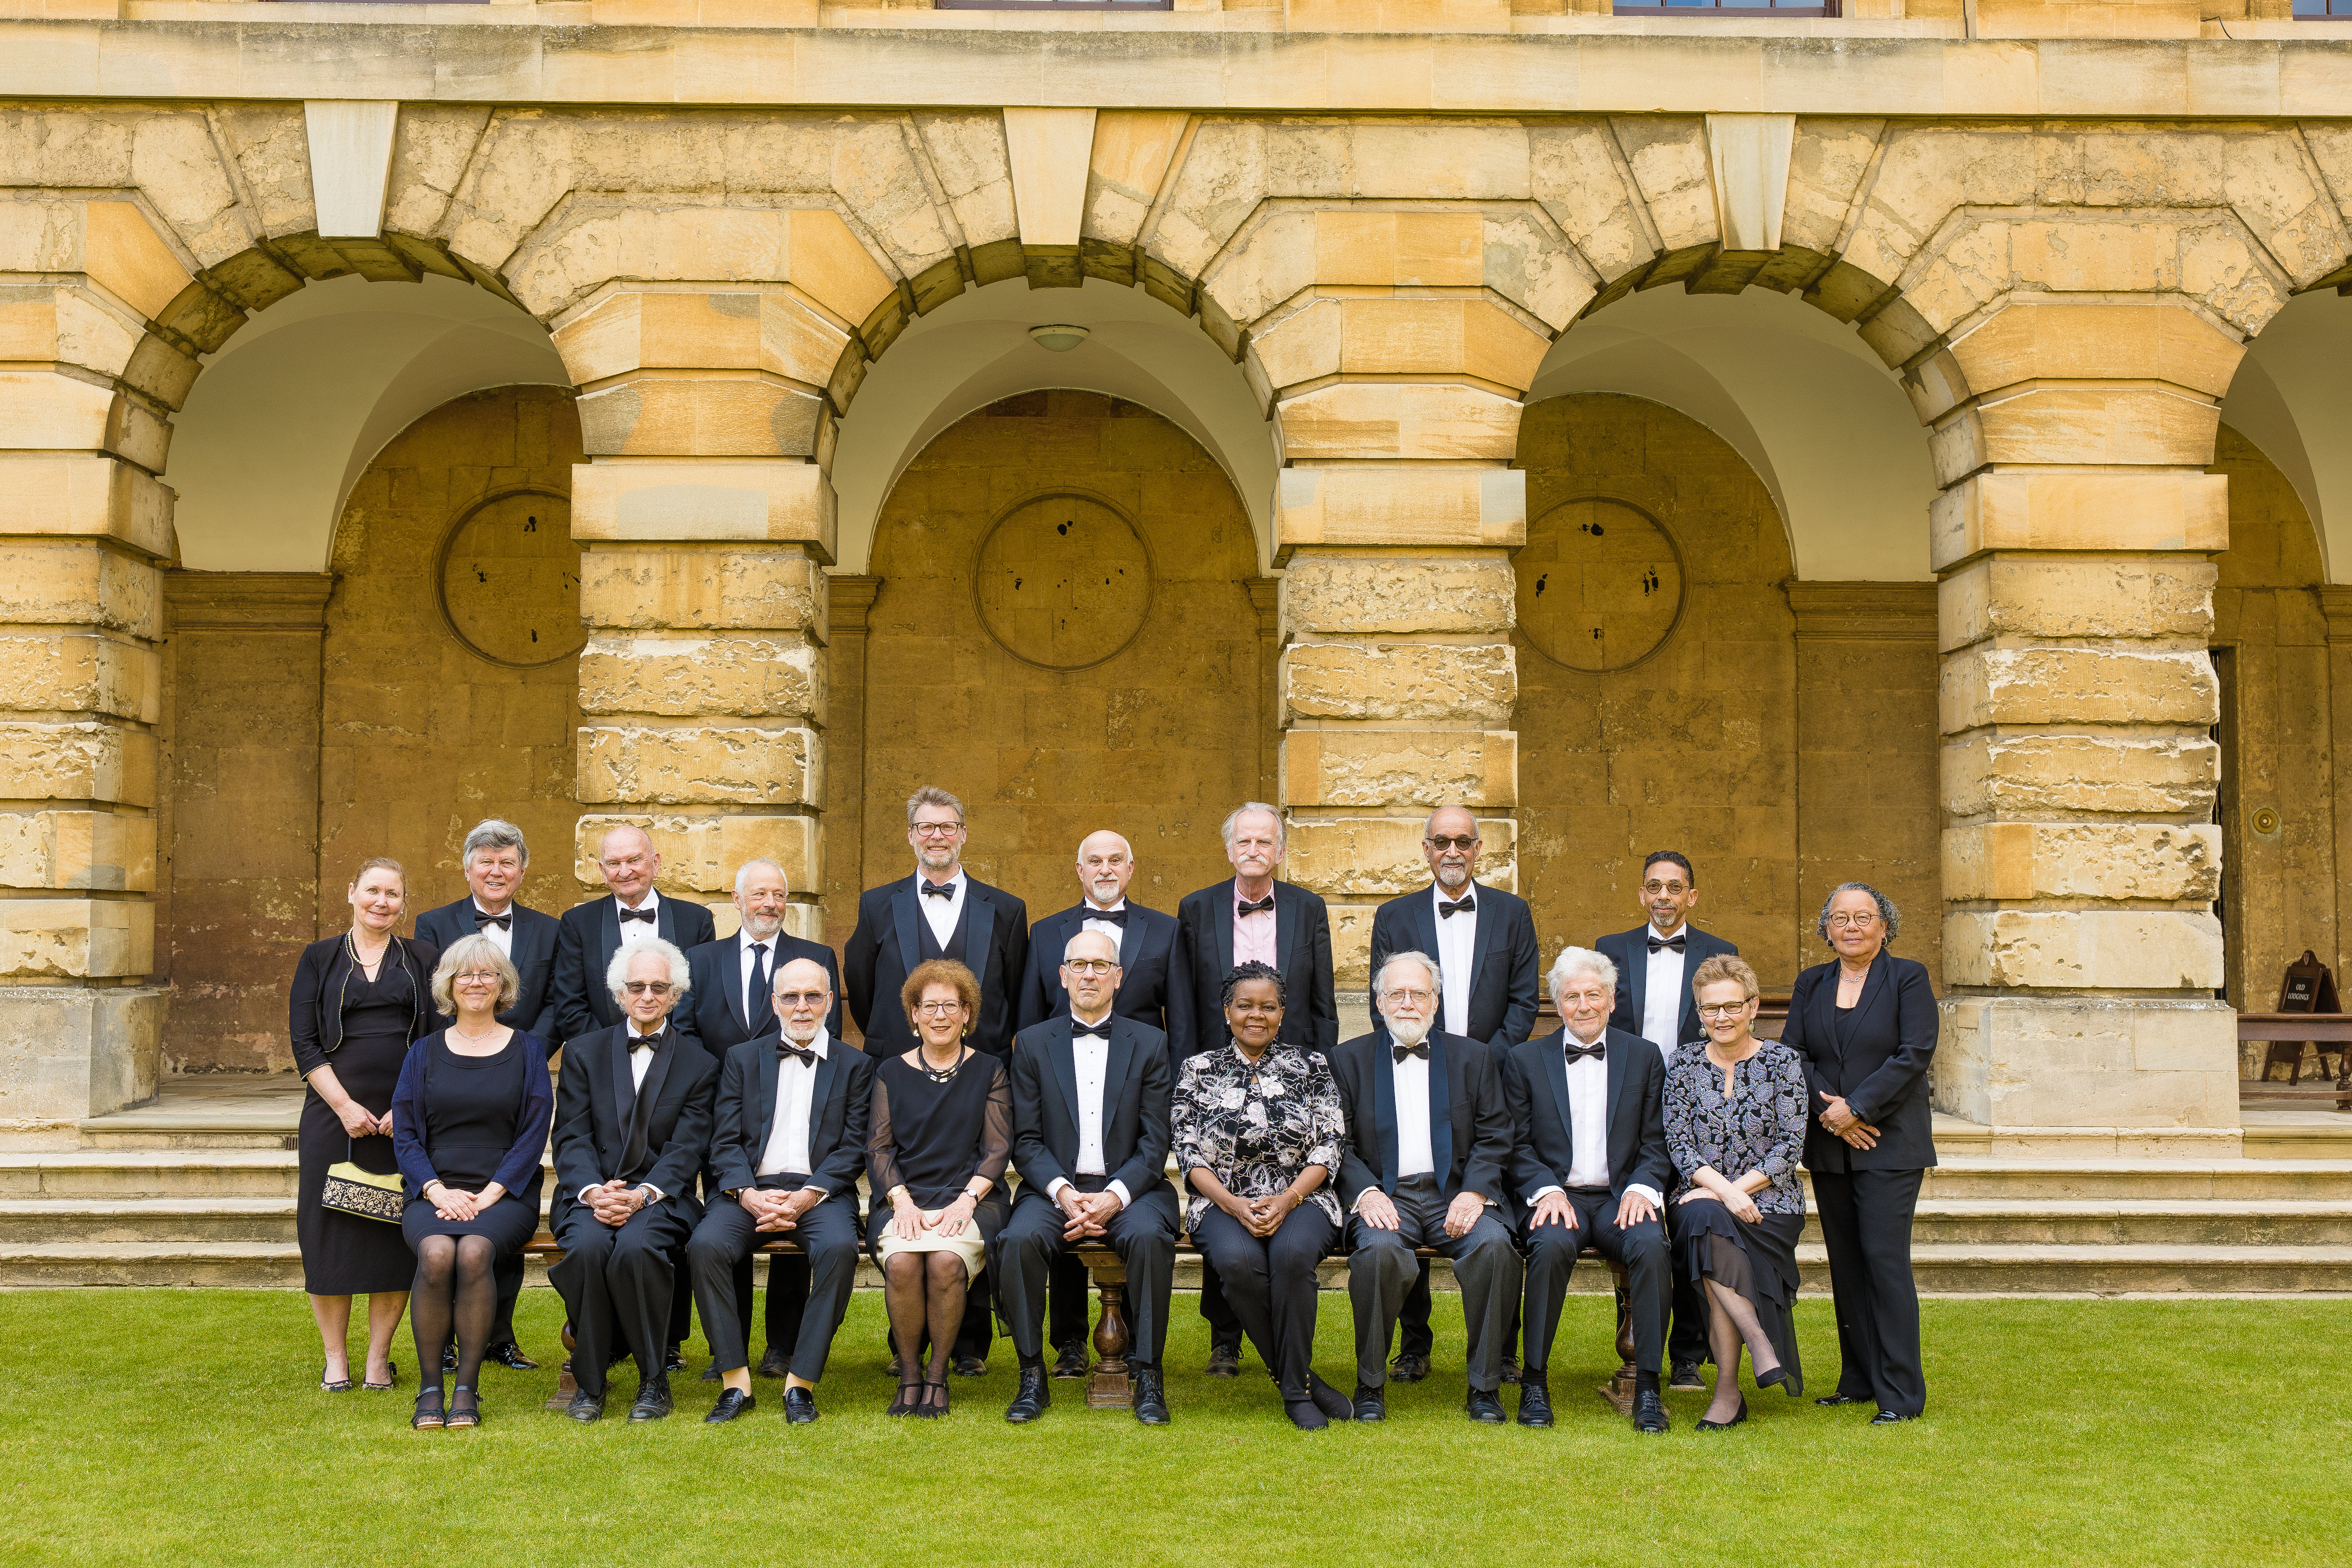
[{"x1": 3, "y1": 12, "x2": 2350, "y2": 1154}]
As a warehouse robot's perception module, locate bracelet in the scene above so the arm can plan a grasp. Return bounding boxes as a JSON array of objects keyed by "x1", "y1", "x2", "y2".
[{"x1": 887, "y1": 1185, "x2": 911, "y2": 1205}]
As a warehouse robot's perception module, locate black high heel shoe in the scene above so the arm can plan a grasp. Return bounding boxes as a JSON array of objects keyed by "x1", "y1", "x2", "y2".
[
  {"x1": 411, "y1": 1387, "x2": 445, "y2": 1430},
  {"x1": 1755, "y1": 1365, "x2": 1800, "y2": 1398},
  {"x1": 1696, "y1": 1396, "x2": 1748, "y2": 1432},
  {"x1": 916, "y1": 1378, "x2": 951, "y2": 1419}
]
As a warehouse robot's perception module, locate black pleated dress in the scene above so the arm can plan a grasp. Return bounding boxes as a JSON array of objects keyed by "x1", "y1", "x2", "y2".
[{"x1": 294, "y1": 967, "x2": 424, "y2": 1296}]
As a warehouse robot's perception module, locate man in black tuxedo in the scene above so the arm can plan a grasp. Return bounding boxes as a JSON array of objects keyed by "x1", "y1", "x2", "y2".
[
  {"x1": 1365, "y1": 804, "x2": 1541, "y2": 1383},
  {"x1": 843, "y1": 785, "x2": 1028, "y2": 1374},
  {"x1": 675, "y1": 858, "x2": 844, "y2": 1385},
  {"x1": 687, "y1": 956, "x2": 872, "y2": 1425},
  {"x1": 1330, "y1": 953, "x2": 1520, "y2": 1425},
  {"x1": 414, "y1": 817, "x2": 559, "y2": 1373},
  {"x1": 1593, "y1": 849, "x2": 1736, "y2": 1390},
  {"x1": 549, "y1": 939, "x2": 719, "y2": 1423},
  {"x1": 552, "y1": 824, "x2": 719, "y2": 1043},
  {"x1": 1000, "y1": 929, "x2": 1179, "y2": 1426},
  {"x1": 1015, "y1": 828, "x2": 1189, "y2": 1378},
  {"x1": 1503, "y1": 946, "x2": 1674, "y2": 1433},
  {"x1": 1175, "y1": 802, "x2": 1336, "y2": 1375}
]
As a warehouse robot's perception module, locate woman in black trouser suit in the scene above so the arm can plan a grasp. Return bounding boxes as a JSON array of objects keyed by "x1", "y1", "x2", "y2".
[{"x1": 1780, "y1": 882, "x2": 1938, "y2": 1423}]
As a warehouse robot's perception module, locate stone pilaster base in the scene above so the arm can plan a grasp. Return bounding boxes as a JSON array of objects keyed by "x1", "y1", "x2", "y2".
[
  {"x1": 0, "y1": 984, "x2": 167, "y2": 1148},
  {"x1": 1935, "y1": 995, "x2": 2242, "y2": 1157}
]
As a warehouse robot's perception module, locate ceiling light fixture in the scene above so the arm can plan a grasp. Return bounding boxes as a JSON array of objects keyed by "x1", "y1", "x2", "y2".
[{"x1": 1028, "y1": 324, "x2": 1091, "y2": 352}]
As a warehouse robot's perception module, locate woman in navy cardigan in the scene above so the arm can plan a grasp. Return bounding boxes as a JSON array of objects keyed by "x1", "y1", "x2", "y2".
[{"x1": 1778, "y1": 882, "x2": 1938, "y2": 1424}]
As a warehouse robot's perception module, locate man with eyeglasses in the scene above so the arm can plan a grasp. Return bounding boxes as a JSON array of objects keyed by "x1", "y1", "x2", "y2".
[
  {"x1": 1015, "y1": 829, "x2": 1190, "y2": 1378},
  {"x1": 674, "y1": 858, "x2": 844, "y2": 1384},
  {"x1": 1594, "y1": 849, "x2": 1737, "y2": 1390},
  {"x1": 1329, "y1": 953, "x2": 1520, "y2": 1425},
  {"x1": 552, "y1": 823, "x2": 719, "y2": 1043},
  {"x1": 999, "y1": 930, "x2": 1180, "y2": 1426},
  {"x1": 687, "y1": 958, "x2": 873, "y2": 1426},
  {"x1": 548, "y1": 939, "x2": 719, "y2": 1423},
  {"x1": 842, "y1": 784, "x2": 1029, "y2": 1375},
  {"x1": 1364, "y1": 803, "x2": 1540, "y2": 1384}
]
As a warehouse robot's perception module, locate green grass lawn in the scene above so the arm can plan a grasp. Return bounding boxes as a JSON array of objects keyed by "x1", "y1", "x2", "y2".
[{"x1": 2, "y1": 1290, "x2": 2344, "y2": 1567}]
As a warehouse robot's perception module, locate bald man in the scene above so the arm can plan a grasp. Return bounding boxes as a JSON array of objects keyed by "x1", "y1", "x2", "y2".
[
  {"x1": 1015, "y1": 829, "x2": 1191, "y2": 1376},
  {"x1": 552, "y1": 825, "x2": 719, "y2": 1042}
]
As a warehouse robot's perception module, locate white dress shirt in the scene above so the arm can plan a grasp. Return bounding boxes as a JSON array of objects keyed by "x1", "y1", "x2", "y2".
[
  {"x1": 1081, "y1": 901, "x2": 1128, "y2": 948},
  {"x1": 755, "y1": 1029, "x2": 831, "y2": 1199},
  {"x1": 1392, "y1": 1044, "x2": 1436, "y2": 1179},
  {"x1": 1431, "y1": 883, "x2": 1477, "y2": 1040},
  {"x1": 470, "y1": 899, "x2": 515, "y2": 960},
  {"x1": 737, "y1": 930, "x2": 774, "y2": 1029},
  {"x1": 1530, "y1": 1029, "x2": 1663, "y2": 1210},
  {"x1": 918, "y1": 869, "x2": 967, "y2": 951},
  {"x1": 581, "y1": 1017, "x2": 670, "y2": 1204},
  {"x1": 615, "y1": 886, "x2": 662, "y2": 940},
  {"x1": 1046, "y1": 1015, "x2": 1132, "y2": 1208},
  {"x1": 1638, "y1": 923, "x2": 1688, "y2": 1063}
]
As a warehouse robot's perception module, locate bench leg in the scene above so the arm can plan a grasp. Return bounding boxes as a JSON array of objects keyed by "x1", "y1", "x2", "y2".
[
  {"x1": 1598, "y1": 1260, "x2": 1636, "y2": 1416},
  {"x1": 1080, "y1": 1250, "x2": 1134, "y2": 1409},
  {"x1": 546, "y1": 1322, "x2": 580, "y2": 1412}
]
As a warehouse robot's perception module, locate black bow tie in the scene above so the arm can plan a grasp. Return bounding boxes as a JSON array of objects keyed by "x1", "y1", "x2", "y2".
[
  {"x1": 777, "y1": 1042, "x2": 817, "y2": 1066},
  {"x1": 1392, "y1": 1040, "x2": 1429, "y2": 1063},
  {"x1": 472, "y1": 910, "x2": 511, "y2": 931},
  {"x1": 618, "y1": 906, "x2": 655, "y2": 924},
  {"x1": 921, "y1": 881, "x2": 956, "y2": 900},
  {"x1": 1071, "y1": 1020, "x2": 1111, "y2": 1040},
  {"x1": 632, "y1": 1031, "x2": 666, "y2": 1051},
  {"x1": 1438, "y1": 897, "x2": 1474, "y2": 920},
  {"x1": 1647, "y1": 933, "x2": 1686, "y2": 954},
  {"x1": 1563, "y1": 1039, "x2": 1605, "y2": 1063},
  {"x1": 1085, "y1": 907, "x2": 1129, "y2": 926},
  {"x1": 1237, "y1": 896, "x2": 1274, "y2": 915}
]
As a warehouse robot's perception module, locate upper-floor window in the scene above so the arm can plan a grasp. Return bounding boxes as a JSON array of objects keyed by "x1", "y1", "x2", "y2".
[
  {"x1": 1613, "y1": 0, "x2": 1840, "y2": 13},
  {"x1": 2293, "y1": 0, "x2": 2352, "y2": 15},
  {"x1": 935, "y1": 1, "x2": 1174, "y2": 9}
]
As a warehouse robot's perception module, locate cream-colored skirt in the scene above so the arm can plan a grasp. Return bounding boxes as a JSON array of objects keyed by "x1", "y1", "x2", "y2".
[{"x1": 874, "y1": 1227, "x2": 986, "y2": 1278}]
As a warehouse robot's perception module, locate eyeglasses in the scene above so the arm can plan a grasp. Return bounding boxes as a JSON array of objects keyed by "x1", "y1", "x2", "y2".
[
  {"x1": 911, "y1": 822, "x2": 965, "y2": 838},
  {"x1": 1826, "y1": 911, "x2": 1881, "y2": 929},
  {"x1": 775, "y1": 991, "x2": 829, "y2": 1008},
  {"x1": 1063, "y1": 960, "x2": 1119, "y2": 976},
  {"x1": 1425, "y1": 835, "x2": 1478, "y2": 852},
  {"x1": 1697, "y1": 1002, "x2": 1751, "y2": 1018},
  {"x1": 622, "y1": 980, "x2": 674, "y2": 996},
  {"x1": 1383, "y1": 988, "x2": 1434, "y2": 1006},
  {"x1": 1642, "y1": 880, "x2": 1690, "y2": 896},
  {"x1": 914, "y1": 1000, "x2": 966, "y2": 1017},
  {"x1": 454, "y1": 972, "x2": 503, "y2": 986}
]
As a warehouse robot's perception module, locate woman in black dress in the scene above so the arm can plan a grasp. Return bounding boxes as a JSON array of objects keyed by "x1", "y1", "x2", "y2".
[
  {"x1": 390, "y1": 933, "x2": 552, "y2": 1430},
  {"x1": 866, "y1": 958, "x2": 1011, "y2": 1419},
  {"x1": 1663, "y1": 954, "x2": 1810, "y2": 1431},
  {"x1": 288, "y1": 857, "x2": 439, "y2": 1393}
]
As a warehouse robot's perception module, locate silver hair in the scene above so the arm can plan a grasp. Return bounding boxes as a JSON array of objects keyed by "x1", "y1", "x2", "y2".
[
  {"x1": 1062, "y1": 929, "x2": 1122, "y2": 965},
  {"x1": 1076, "y1": 829, "x2": 1134, "y2": 860},
  {"x1": 906, "y1": 785, "x2": 964, "y2": 828},
  {"x1": 733, "y1": 858, "x2": 788, "y2": 897},
  {"x1": 1547, "y1": 945, "x2": 1619, "y2": 1000},
  {"x1": 1818, "y1": 882, "x2": 1900, "y2": 944},
  {"x1": 1374, "y1": 951, "x2": 1442, "y2": 1004},
  {"x1": 1220, "y1": 802, "x2": 1284, "y2": 853},
  {"x1": 461, "y1": 818, "x2": 529, "y2": 869},
  {"x1": 605, "y1": 935, "x2": 691, "y2": 1001},
  {"x1": 430, "y1": 934, "x2": 519, "y2": 1014}
]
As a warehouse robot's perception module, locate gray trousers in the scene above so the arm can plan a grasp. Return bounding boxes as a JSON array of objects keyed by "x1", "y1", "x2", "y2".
[
  {"x1": 687, "y1": 1179, "x2": 860, "y2": 1383},
  {"x1": 1345, "y1": 1175, "x2": 1521, "y2": 1393}
]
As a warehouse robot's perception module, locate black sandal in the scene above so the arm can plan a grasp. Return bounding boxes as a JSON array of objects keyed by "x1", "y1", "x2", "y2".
[
  {"x1": 446, "y1": 1386, "x2": 480, "y2": 1429},
  {"x1": 887, "y1": 1379, "x2": 923, "y2": 1418},
  {"x1": 916, "y1": 1378, "x2": 950, "y2": 1419},
  {"x1": 320, "y1": 1362, "x2": 354, "y2": 1394},
  {"x1": 411, "y1": 1387, "x2": 445, "y2": 1430},
  {"x1": 362, "y1": 1359, "x2": 399, "y2": 1392}
]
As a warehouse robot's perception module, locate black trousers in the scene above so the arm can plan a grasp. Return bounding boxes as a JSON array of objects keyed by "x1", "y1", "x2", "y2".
[
  {"x1": 688, "y1": 1182, "x2": 860, "y2": 1382},
  {"x1": 1346, "y1": 1178, "x2": 1519, "y2": 1392},
  {"x1": 1521, "y1": 1188, "x2": 1668, "y2": 1377},
  {"x1": 487, "y1": 1250, "x2": 525, "y2": 1353},
  {"x1": 1191, "y1": 1204, "x2": 1333, "y2": 1401},
  {"x1": 1664, "y1": 1193, "x2": 1711, "y2": 1365},
  {"x1": 549, "y1": 1200, "x2": 697, "y2": 1396},
  {"x1": 737, "y1": 1253, "x2": 811, "y2": 1361},
  {"x1": 1812, "y1": 1165, "x2": 1927, "y2": 1416},
  {"x1": 1002, "y1": 1180, "x2": 1179, "y2": 1367}
]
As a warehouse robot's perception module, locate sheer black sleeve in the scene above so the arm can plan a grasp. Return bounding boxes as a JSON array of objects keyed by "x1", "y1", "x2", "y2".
[
  {"x1": 971, "y1": 1060, "x2": 1012, "y2": 1194},
  {"x1": 866, "y1": 1070, "x2": 904, "y2": 1200}
]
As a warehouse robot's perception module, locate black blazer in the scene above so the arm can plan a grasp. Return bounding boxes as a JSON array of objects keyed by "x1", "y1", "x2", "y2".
[
  {"x1": 1173, "y1": 878, "x2": 1337, "y2": 1059},
  {"x1": 842, "y1": 873, "x2": 1029, "y2": 1059},
  {"x1": 1597, "y1": 922, "x2": 1739, "y2": 1047},
  {"x1": 1328, "y1": 1030, "x2": 1514, "y2": 1222},
  {"x1": 415, "y1": 898, "x2": 561, "y2": 1044},
  {"x1": 706, "y1": 1035, "x2": 874, "y2": 1201},
  {"x1": 548, "y1": 1023, "x2": 719, "y2": 1232},
  {"x1": 1782, "y1": 951, "x2": 1939, "y2": 1172},
  {"x1": 287, "y1": 933, "x2": 441, "y2": 1077},
  {"x1": 1502, "y1": 1026, "x2": 1673, "y2": 1208},
  {"x1": 1366, "y1": 881, "x2": 1541, "y2": 1049},
  {"x1": 1016, "y1": 901, "x2": 1191, "y2": 1048},
  {"x1": 551, "y1": 894, "x2": 718, "y2": 1043},
  {"x1": 674, "y1": 931, "x2": 844, "y2": 1055},
  {"x1": 1008, "y1": 1013, "x2": 1175, "y2": 1204}
]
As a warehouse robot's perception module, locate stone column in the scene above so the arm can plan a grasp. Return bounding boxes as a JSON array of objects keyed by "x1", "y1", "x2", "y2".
[
  {"x1": 823, "y1": 575, "x2": 882, "y2": 952},
  {"x1": 553, "y1": 291, "x2": 841, "y2": 943},
  {"x1": 1918, "y1": 299, "x2": 2239, "y2": 1155}
]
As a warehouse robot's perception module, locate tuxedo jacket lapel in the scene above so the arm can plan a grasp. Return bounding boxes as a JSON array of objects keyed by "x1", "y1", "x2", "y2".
[
  {"x1": 891, "y1": 880, "x2": 921, "y2": 974},
  {"x1": 1603, "y1": 1041, "x2": 1630, "y2": 1156},
  {"x1": 1623, "y1": 932, "x2": 1650, "y2": 1030},
  {"x1": 1543, "y1": 1041, "x2": 1576, "y2": 1173},
  {"x1": 1372, "y1": 1047, "x2": 1399, "y2": 1196},
  {"x1": 723, "y1": 940, "x2": 751, "y2": 1034},
  {"x1": 1275, "y1": 883, "x2": 1299, "y2": 979},
  {"x1": 1466, "y1": 887, "x2": 1496, "y2": 1009},
  {"x1": 607, "y1": 1033, "x2": 635, "y2": 1143},
  {"x1": 1212, "y1": 880, "x2": 1236, "y2": 976},
  {"x1": 1114, "y1": 909, "x2": 1143, "y2": 973},
  {"x1": 1046, "y1": 1017, "x2": 1081, "y2": 1125},
  {"x1": 961, "y1": 891, "x2": 995, "y2": 981},
  {"x1": 1428, "y1": 1033, "x2": 1455, "y2": 1187},
  {"x1": 1105, "y1": 1023, "x2": 1137, "y2": 1134},
  {"x1": 753, "y1": 1042, "x2": 783, "y2": 1157},
  {"x1": 599, "y1": 899, "x2": 622, "y2": 976},
  {"x1": 806, "y1": 1048, "x2": 840, "y2": 1151},
  {"x1": 1411, "y1": 894, "x2": 1441, "y2": 971}
]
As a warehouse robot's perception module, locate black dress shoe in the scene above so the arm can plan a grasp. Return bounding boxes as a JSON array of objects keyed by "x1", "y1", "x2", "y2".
[
  {"x1": 756, "y1": 1346, "x2": 791, "y2": 1379},
  {"x1": 784, "y1": 1387, "x2": 819, "y2": 1425},
  {"x1": 629, "y1": 1376, "x2": 675, "y2": 1423},
  {"x1": 952, "y1": 1354, "x2": 988, "y2": 1378},
  {"x1": 1352, "y1": 1384, "x2": 1387, "y2": 1423},
  {"x1": 1205, "y1": 1342, "x2": 1240, "y2": 1378},
  {"x1": 1516, "y1": 1378, "x2": 1554, "y2": 1428},
  {"x1": 489, "y1": 1344, "x2": 539, "y2": 1372},
  {"x1": 565, "y1": 1389, "x2": 605, "y2": 1423},
  {"x1": 1670, "y1": 1358, "x2": 1707, "y2": 1392},
  {"x1": 704, "y1": 1388, "x2": 755, "y2": 1424},
  {"x1": 1388, "y1": 1352, "x2": 1430, "y2": 1384},
  {"x1": 1696, "y1": 1396, "x2": 1748, "y2": 1431},
  {"x1": 699, "y1": 1362, "x2": 723, "y2": 1383},
  {"x1": 1051, "y1": 1343, "x2": 1090, "y2": 1379},
  {"x1": 1131, "y1": 1367, "x2": 1169, "y2": 1425},
  {"x1": 663, "y1": 1345, "x2": 686, "y2": 1374},
  {"x1": 1870, "y1": 1408, "x2": 1917, "y2": 1425},
  {"x1": 1633, "y1": 1389, "x2": 1671, "y2": 1434},
  {"x1": 1004, "y1": 1367, "x2": 1052, "y2": 1423},
  {"x1": 1308, "y1": 1373, "x2": 1356, "y2": 1423},
  {"x1": 1816, "y1": 1391, "x2": 1872, "y2": 1407},
  {"x1": 1464, "y1": 1388, "x2": 1507, "y2": 1425},
  {"x1": 441, "y1": 1345, "x2": 458, "y2": 1374},
  {"x1": 1757, "y1": 1365, "x2": 1801, "y2": 1399}
]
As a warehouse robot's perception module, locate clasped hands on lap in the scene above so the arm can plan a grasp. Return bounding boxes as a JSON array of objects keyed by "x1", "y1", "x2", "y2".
[
  {"x1": 1057, "y1": 1186, "x2": 1123, "y2": 1242},
  {"x1": 422, "y1": 1179, "x2": 508, "y2": 1224},
  {"x1": 890, "y1": 1190, "x2": 978, "y2": 1242},
  {"x1": 1357, "y1": 1187, "x2": 1487, "y2": 1240},
  {"x1": 739, "y1": 1186, "x2": 822, "y2": 1234},
  {"x1": 580, "y1": 1179, "x2": 653, "y2": 1229},
  {"x1": 1675, "y1": 1169, "x2": 1765, "y2": 1225}
]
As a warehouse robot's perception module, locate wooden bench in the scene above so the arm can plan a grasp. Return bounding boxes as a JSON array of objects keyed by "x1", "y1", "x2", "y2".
[{"x1": 523, "y1": 1231, "x2": 1639, "y2": 1415}]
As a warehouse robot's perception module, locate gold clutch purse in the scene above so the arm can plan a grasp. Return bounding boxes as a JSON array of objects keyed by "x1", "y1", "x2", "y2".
[{"x1": 320, "y1": 1141, "x2": 405, "y2": 1224}]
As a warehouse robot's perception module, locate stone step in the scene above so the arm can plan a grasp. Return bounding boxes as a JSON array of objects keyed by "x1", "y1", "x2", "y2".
[
  {"x1": 1921, "y1": 1158, "x2": 2352, "y2": 1201},
  {"x1": 0, "y1": 1198, "x2": 296, "y2": 1244},
  {"x1": 0, "y1": 1151, "x2": 301, "y2": 1199}
]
